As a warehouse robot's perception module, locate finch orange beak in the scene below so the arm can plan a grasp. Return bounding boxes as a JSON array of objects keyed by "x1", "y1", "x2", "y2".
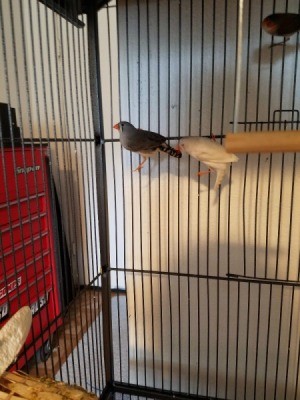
[
  {"x1": 174, "y1": 143, "x2": 182, "y2": 152},
  {"x1": 113, "y1": 123, "x2": 120, "y2": 130}
]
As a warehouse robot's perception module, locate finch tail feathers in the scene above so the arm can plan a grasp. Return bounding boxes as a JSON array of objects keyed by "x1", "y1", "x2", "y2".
[
  {"x1": 159, "y1": 143, "x2": 182, "y2": 158},
  {"x1": 214, "y1": 169, "x2": 226, "y2": 190}
]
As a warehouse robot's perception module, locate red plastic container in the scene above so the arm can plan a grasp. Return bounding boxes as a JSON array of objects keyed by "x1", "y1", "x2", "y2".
[{"x1": 0, "y1": 145, "x2": 62, "y2": 367}]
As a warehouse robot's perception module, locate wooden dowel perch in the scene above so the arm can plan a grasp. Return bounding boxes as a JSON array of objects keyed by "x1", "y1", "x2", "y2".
[{"x1": 225, "y1": 131, "x2": 300, "y2": 153}]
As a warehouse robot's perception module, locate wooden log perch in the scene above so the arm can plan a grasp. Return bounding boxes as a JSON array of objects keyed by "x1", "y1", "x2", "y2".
[{"x1": 225, "y1": 131, "x2": 300, "y2": 153}]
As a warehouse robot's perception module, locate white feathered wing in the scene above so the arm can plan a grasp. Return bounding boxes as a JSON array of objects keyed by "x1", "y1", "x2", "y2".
[{"x1": 180, "y1": 137, "x2": 239, "y2": 189}]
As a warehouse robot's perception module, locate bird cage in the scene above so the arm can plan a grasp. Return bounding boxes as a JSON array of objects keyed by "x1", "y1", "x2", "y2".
[{"x1": 0, "y1": 0, "x2": 300, "y2": 399}]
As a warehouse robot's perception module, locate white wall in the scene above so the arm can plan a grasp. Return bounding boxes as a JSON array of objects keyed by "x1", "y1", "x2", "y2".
[{"x1": 99, "y1": 0, "x2": 300, "y2": 398}]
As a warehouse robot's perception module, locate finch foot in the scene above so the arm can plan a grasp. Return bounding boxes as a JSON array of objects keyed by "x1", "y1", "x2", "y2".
[
  {"x1": 269, "y1": 37, "x2": 290, "y2": 48},
  {"x1": 133, "y1": 164, "x2": 143, "y2": 172},
  {"x1": 197, "y1": 169, "x2": 211, "y2": 177},
  {"x1": 133, "y1": 157, "x2": 148, "y2": 172}
]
